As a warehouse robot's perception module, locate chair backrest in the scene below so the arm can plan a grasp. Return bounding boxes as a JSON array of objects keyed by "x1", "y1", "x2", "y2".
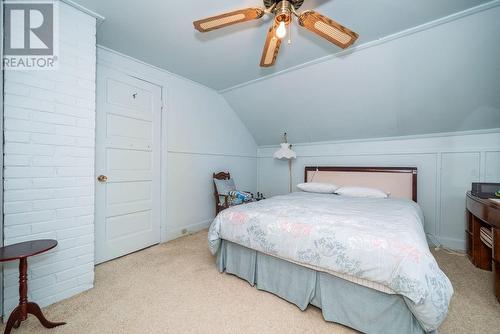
[
  {"x1": 213, "y1": 171, "x2": 230, "y2": 181},
  {"x1": 213, "y1": 172, "x2": 230, "y2": 215}
]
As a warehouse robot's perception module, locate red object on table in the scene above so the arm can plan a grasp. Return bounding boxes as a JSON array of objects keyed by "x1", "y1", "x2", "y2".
[{"x1": 0, "y1": 239, "x2": 66, "y2": 334}]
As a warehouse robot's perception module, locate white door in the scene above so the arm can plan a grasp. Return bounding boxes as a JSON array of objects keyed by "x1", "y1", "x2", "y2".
[{"x1": 95, "y1": 65, "x2": 162, "y2": 264}]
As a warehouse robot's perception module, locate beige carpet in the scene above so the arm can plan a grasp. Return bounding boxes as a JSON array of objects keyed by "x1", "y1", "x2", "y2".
[{"x1": 1, "y1": 230, "x2": 499, "y2": 334}]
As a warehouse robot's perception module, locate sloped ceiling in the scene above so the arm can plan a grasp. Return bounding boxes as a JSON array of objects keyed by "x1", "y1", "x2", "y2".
[
  {"x1": 74, "y1": 0, "x2": 490, "y2": 91},
  {"x1": 73, "y1": 0, "x2": 500, "y2": 145},
  {"x1": 222, "y1": 5, "x2": 500, "y2": 145}
]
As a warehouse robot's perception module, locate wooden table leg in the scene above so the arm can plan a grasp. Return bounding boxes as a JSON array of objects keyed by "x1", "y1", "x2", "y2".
[
  {"x1": 3, "y1": 258, "x2": 65, "y2": 334},
  {"x1": 3, "y1": 307, "x2": 21, "y2": 334},
  {"x1": 27, "y1": 302, "x2": 66, "y2": 328},
  {"x1": 494, "y1": 228, "x2": 500, "y2": 302},
  {"x1": 19, "y1": 258, "x2": 28, "y2": 321}
]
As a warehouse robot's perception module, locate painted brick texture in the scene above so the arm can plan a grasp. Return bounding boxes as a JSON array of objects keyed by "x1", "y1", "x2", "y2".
[{"x1": 3, "y1": 3, "x2": 96, "y2": 314}]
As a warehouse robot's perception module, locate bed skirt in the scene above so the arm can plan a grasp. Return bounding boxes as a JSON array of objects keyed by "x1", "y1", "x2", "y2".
[{"x1": 216, "y1": 240, "x2": 434, "y2": 334}]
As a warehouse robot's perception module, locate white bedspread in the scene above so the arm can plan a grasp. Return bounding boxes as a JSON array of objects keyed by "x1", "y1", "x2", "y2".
[{"x1": 208, "y1": 192, "x2": 453, "y2": 332}]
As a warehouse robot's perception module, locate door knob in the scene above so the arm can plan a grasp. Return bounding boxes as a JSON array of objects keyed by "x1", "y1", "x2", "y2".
[{"x1": 97, "y1": 175, "x2": 108, "y2": 183}]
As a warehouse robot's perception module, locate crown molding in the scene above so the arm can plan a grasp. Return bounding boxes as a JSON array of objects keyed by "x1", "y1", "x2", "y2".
[
  {"x1": 257, "y1": 128, "x2": 500, "y2": 149},
  {"x1": 60, "y1": 0, "x2": 105, "y2": 23}
]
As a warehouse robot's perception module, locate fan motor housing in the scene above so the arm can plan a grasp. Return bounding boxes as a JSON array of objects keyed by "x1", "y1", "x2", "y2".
[
  {"x1": 264, "y1": 0, "x2": 304, "y2": 10},
  {"x1": 275, "y1": 1, "x2": 292, "y2": 23}
]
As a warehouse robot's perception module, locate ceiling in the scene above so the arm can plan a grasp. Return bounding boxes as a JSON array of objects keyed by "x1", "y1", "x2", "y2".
[
  {"x1": 73, "y1": 0, "x2": 491, "y2": 91},
  {"x1": 222, "y1": 5, "x2": 500, "y2": 145}
]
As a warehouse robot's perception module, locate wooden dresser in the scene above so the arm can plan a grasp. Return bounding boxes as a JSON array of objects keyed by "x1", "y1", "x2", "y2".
[{"x1": 466, "y1": 192, "x2": 500, "y2": 301}]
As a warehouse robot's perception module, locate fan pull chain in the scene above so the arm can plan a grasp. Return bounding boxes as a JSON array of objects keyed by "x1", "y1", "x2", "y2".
[{"x1": 288, "y1": 20, "x2": 292, "y2": 45}]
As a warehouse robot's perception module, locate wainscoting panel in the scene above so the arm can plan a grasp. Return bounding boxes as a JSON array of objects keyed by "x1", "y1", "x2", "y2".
[
  {"x1": 257, "y1": 130, "x2": 500, "y2": 250},
  {"x1": 167, "y1": 152, "x2": 257, "y2": 240},
  {"x1": 485, "y1": 151, "x2": 500, "y2": 182},
  {"x1": 439, "y1": 152, "x2": 480, "y2": 244}
]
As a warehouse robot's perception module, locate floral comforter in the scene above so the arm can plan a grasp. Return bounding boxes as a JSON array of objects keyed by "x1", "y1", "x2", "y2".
[{"x1": 208, "y1": 192, "x2": 453, "y2": 332}]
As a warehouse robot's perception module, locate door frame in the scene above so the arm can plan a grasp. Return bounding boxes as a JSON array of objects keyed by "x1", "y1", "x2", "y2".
[{"x1": 94, "y1": 60, "x2": 167, "y2": 264}]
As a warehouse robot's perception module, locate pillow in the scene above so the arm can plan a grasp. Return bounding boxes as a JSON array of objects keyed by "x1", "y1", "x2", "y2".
[
  {"x1": 214, "y1": 178, "x2": 236, "y2": 195},
  {"x1": 297, "y1": 182, "x2": 338, "y2": 194},
  {"x1": 335, "y1": 186, "x2": 388, "y2": 198}
]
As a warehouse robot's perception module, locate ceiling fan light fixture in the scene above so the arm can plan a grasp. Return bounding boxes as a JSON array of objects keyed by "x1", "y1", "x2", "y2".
[
  {"x1": 276, "y1": 21, "x2": 287, "y2": 39},
  {"x1": 274, "y1": 1, "x2": 292, "y2": 39},
  {"x1": 193, "y1": 0, "x2": 359, "y2": 67}
]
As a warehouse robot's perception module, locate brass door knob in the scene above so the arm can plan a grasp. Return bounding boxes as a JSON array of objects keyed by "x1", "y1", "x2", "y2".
[{"x1": 97, "y1": 175, "x2": 108, "y2": 183}]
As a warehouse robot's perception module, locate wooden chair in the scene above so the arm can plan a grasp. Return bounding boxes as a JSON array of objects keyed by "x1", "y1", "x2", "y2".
[{"x1": 213, "y1": 171, "x2": 231, "y2": 215}]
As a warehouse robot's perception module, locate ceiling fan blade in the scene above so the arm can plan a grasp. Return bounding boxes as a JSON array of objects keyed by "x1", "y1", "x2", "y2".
[
  {"x1": 298, "y1": 11, "x2": 359, "y2": 49},
  {"x1": 260, "y1": 23, "x2": 282, "y2": 67},
  {"x1": 194, "y1": 8, "x2": 264, "y2": 32}
]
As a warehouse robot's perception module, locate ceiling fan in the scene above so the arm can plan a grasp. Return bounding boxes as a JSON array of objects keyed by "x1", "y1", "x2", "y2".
[{"x1": 193, "y1": 0, "x2": 359, "y2": 67}]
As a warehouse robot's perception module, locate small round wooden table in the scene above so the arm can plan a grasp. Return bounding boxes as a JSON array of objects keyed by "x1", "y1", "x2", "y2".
[{"x1": 0, "y1": 240, "x2": 66, "y2": 334}]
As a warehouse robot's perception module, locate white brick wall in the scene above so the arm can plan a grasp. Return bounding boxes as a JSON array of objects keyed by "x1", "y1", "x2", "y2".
[{"x1": 3, "y1": 3, "x2": 96, "y2": 314}]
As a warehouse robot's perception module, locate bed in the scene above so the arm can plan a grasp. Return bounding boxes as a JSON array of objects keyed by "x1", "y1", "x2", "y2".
[{"x1": 208, "y1": 167, "x2": 453, "y2": 333}]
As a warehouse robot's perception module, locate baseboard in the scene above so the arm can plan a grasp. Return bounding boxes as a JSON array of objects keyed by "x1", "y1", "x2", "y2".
[
  {"x1": 165, "y1": 219, "x2": 213, "y2": 242},
  {"x1": 428, "y1": 234, "x2": 466, "y2": 251}
]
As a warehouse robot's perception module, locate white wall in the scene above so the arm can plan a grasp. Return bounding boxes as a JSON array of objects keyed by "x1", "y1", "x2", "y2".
[
  {"x1": 2, "y1": 3, "x2": 96, "y2": 315},
  {"x1": 222, "y1": 5, "x2": 500, "y2": 145},
  {"x1": 257, "y1": 130, "x2": 500, "y2": 250},
  {"x1": 0, "y1": 0, "x2": 4, "y2": 317},
  {"x1": 97, "y1": 47, "x2": 257, "y2": 242},
  {"x1": 2, "y1": 14, "x2": 256, "y2": 316}
]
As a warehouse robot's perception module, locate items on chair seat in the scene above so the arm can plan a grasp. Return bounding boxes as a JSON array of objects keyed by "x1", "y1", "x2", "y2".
[
  {"x1": 480, "y1": 227, "x2": 493, "y2": 249},
  {"x1": 228, "y1": 190, "x2": 253, "y2": 202},
  {"x1": 213, "y1": 171, "x2": 254, "y2": 215}
]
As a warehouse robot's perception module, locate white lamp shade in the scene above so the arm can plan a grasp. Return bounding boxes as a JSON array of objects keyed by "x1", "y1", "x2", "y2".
[{"x1": 273, "y1": 143, "x2": 297, "y2": 160}]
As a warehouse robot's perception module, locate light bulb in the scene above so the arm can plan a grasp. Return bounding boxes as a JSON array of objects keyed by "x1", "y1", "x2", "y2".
[{"x1": 276, "y1": 21, "x2": 287, "y2": 39}]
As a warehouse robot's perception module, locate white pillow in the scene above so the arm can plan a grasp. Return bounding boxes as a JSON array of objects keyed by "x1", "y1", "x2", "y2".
[
  {"x1": 297, "y1": 182, "x2": 338, "y2": 194},
  {"x1": 335, "y1": 186, "x2": 388, "y2": 198}
]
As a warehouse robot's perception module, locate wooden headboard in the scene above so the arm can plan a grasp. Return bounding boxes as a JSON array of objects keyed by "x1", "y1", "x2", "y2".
[{"x1": 304, "y1": 167, "x2": 418, "y2": 202}]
